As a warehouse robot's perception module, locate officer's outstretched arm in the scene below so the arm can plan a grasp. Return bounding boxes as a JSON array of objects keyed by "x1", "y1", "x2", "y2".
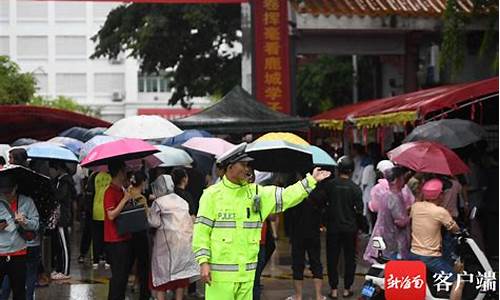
[
  {"x1": 259, "y1": 174, "x2": 317, "y2": 219},
  {"x1": 192, "y1": 189, "x2": 216, "y2": 265}
]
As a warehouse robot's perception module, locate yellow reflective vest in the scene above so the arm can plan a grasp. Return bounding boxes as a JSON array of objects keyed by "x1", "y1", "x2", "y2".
[{"x1": 192, "y1": 174, "x2": 317, "y2": 282}]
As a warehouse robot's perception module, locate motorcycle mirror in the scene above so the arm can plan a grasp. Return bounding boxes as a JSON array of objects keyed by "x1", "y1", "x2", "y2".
[
  {"x1": 469, "y1": 207, "x2": 477, "y2": 220},
  {"x1": 372, "y1": 237, "x2": 387, "y2": 251}
]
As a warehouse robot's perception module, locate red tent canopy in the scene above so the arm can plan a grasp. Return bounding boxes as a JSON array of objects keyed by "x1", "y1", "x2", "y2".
[
  {"x1": 313, "y1": 77, "x2": 499, "y2": 129},
  {"x1": 0, "y1": 105, "x2": 111, "y2": 144}
]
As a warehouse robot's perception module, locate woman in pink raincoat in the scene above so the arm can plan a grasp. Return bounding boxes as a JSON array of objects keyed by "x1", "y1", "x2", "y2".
[{"x1": 363, "y1": 162, "x2": 414, "y2": 263}]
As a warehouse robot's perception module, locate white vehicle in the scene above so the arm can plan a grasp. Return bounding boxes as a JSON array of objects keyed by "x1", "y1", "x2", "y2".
[{"x1": 360, "y1": 210, "x2": 496, "y2": 300}]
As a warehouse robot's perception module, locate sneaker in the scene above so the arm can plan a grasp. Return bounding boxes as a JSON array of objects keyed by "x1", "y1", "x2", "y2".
[
  {"x1": 104, "y1": 263, "x2": 110, "y2": 270},
  {"x1": 78, "y1": 256, "x2": 85, "y2": 264},
  {"x1": 51, "y1": 272, "x2": 71, "y2": 280},
  {"x1": 92, "y1": 263, "x2": 99, "y2": 270}
]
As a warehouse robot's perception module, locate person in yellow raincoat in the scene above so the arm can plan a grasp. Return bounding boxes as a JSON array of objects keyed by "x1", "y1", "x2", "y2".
[{"x1": 193, "y1": 143, "x2": 331, "y2": 300}]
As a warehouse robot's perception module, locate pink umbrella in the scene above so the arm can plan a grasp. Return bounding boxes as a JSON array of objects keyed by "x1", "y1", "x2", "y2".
[
  {"x1": 81, "y1": 138, "x2": 159, "y2": 167},
  {"x1": 182, "y1": 137, "x2": 235, "y2": 156},
  {"x1": 387, "y1": 141, "x2": 469, "y2": 176}
]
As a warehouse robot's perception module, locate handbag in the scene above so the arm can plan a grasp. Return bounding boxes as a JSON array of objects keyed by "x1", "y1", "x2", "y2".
[
  {"x1": 115, "y1": 198, "x2": 149, "y2": 235},
  {"x1": 0, "y1": 199, "x2": 36, "y2": 241}
]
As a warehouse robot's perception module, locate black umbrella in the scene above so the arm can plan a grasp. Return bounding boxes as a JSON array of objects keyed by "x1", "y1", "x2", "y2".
[
  {"x1": 245, "y1": 140, "x2": 313, "y2": 172},
  {"x1": 11, "y1": 138, "x2": 39, "y2": 147},
  {"x1": 59, "y1": 127, "x2": 107, "y2": 142},
  {"x1": 0, "y1": 165, "x2": 55, "y2": 222}
]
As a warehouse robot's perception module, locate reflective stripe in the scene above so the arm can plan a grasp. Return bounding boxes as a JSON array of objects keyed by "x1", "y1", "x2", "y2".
[
  {"x1": 210, "y1": 263, "x2": 239, "y2": 272},
  {"x1": 213, "y1": 221, "x2": 236, "y2": 228},
  {"x1": 195, "y1": 216, "x2": 214, "y2": 227},
  {"x1": 275, "y1": 187, "x2": 283, "y2": 213},
  {"x1": 243, "y1": 221, "x2": 263, "y2": 229},
  {"x1": 246, "y1": 262, "x2": 258, "y2": 271},
  {"x1": 300, "y1": 178, "x2": 313, "y2": 194},
  {"x1": 194, "y1": 248, "x2": 211, "y2": 258}
]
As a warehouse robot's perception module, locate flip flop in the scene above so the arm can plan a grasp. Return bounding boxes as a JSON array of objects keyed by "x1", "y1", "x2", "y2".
[{"x1": 343, "y1": 291, "x2": 354, "y2": 298}]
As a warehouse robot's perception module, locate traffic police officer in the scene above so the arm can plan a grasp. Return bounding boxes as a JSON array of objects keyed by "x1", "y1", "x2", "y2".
[{"x1": 193, "y1": 143, "x2": 331, "y2": 299}]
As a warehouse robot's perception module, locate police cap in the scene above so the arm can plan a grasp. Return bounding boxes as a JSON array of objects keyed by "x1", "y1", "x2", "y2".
[{"x1": 216, "y1": 142, "x2": 254, "y2": 167}]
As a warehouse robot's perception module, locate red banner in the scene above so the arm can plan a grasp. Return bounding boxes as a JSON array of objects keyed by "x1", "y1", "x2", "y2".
[
  {"x1": 137, "y1": 108, "x2": 201, "y2": 120},
  {"x1": 38, "y1": 0, "x2": 246, "y2": 3},
  {"x1": 253, "y1": 0, "x2": 291, "y2": 113}
]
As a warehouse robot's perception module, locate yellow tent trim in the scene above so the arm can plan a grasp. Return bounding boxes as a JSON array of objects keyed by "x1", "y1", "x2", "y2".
[
  {"x1": 354, "y1": 111, "x2": 417, "y2": 129},
  {"x1": 314, "y1": 119, "x2": 344, "y2": 131}
]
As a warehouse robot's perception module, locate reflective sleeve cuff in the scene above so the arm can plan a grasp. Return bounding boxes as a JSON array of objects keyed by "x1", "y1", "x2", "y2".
[
  {"x1": 197, "y1": 257, "x2": 209, "y2": 265},
  {"x1": 301, "y1": 174, "x2": 317, "y2": 194}
]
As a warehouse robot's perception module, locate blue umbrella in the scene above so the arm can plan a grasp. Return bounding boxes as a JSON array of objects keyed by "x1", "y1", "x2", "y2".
[
  {"x1": 162, "y1": 129, "x2": 212, "y2": 146},
  {"x1": 27, "y1": 142, "x2": 79, "y2": 162},
  {"x1": 154, "y1": 145, "x2": 193, "y2": 167},
  {"x1": 79, "y1": 135, "x2": 121, "y2": 161},
  {"x1": 47, "y1": 137, "x2": 84, "y2": 156},
  {"x1": 310, "y1": 145, "x2": 337, "y2": 166}
]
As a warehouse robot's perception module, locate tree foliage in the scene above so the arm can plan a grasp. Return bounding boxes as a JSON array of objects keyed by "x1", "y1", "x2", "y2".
[
  {"x1": 296, "y1": 56, "x2": 353, "y2": 117},
  {"x1": 0, "y1": 56, "x2": 37, "y2": 104},
  {"x1": 91, "y1": 4, "x2": 242, "y2": 108},
  {"x1": 440, "y1": 0, "x2": 498, "y2": 78},
  {"x1": 29, "y1": 96, "x2": 97, "y2": 116}
]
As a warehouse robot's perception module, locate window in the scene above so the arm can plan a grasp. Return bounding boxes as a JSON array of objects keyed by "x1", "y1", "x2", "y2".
[
  {"x1": 34, "y1": 74, "x2": 48, "y2": 95},
  {"x1": 17, "y1": 1, "x2": 47, "y2": 21},
  {"x1": 17, "y1": 36, "x2": 48, "y2": 58},
  {"x1": 55, "y1": 36, "x2": 86, "y2": 57},
  {"x1": 0, "y1": 1, "x2": 9, "y2": 20},
  {"x1": 146, "y1": 77, "x2": 158, "y2": 92},
  {"x1": 159, "y1": 77, "x2": 169, "y2": 92},
  {"x1": 0, "y1": 37, "x2": 8, "y2": 56},
  {"x1": 138, "y1": 75, "x2": 170, "y2": 93},
  {"x1": 55, "y1": 2, "x2": 86, "y2": 21},
  {"x1": 94, "y1": 73, "x2": 125, "y2": 94},
  {"x1": 138, "y1": 77, "x2": 145, "y2": 92},
  {"x1": 56, "y1": 73, "x2": 86, "y2": 94}
]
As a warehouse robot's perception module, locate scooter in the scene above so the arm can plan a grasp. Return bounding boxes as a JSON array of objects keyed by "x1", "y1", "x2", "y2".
[{"x1": 359, "y1": 211, "x2": 496, "y2": 300}]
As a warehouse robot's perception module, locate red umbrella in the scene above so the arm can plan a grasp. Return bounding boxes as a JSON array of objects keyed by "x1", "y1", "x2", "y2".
[
  {"x1": 81, "y1": 138, "x2": 159, "y2": 167},
  {"x1": 387, "y1": 141, "x2": 469, "y2": 176}
]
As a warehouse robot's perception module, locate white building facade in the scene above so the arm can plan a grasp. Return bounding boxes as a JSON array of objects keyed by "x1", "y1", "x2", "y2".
[{"x1": 0, "y1": 0, "x2": 209, "y2": 122}]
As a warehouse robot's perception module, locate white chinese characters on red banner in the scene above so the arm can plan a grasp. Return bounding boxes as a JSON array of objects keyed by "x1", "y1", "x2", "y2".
[{"x1": 254, "y1": 0, "x2": 291, "y2": 113}]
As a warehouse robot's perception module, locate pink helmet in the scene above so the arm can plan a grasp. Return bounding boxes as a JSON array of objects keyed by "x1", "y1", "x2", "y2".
[{"x1": 421, "y1": 178, "x2": 443, "y2": 200}]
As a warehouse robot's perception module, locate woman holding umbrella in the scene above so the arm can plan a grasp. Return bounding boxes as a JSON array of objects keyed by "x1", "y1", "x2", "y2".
[
  {"x1": 103, "y1": 160, "x2": 135, "y2": 300},
  {"x1": 0, "y1": 172, "x2": 39, "y2": 300}
]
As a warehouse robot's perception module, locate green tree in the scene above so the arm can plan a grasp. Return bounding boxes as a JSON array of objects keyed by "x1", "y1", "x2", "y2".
[
  {"x1": 296, "y1": 55, "x2": 353, "y2": 117},
  {"x1": 0, "y1": 56, "x2": 37, "y2": 104},
  {"x1": 29, "y1": 96, "x2": 97, "y2": 116},
  {"x1": 440, "y1": 0, "x2": 498, "y2": 78},
  {"x1": 91, "y1": 4, "x2": 241, "y2": 108}
]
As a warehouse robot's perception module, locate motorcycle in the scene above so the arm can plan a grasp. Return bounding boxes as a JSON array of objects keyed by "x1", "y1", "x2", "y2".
[{"x1": 359, "y1": 209, "x2": 496, "y2": 300}]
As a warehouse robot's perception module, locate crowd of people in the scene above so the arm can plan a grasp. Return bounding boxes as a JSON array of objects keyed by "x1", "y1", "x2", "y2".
[
  {"x1": 0, "y1": 136, "x2": 496, "y2": 300},
  {"x1": 283, "y1": 141, "x2": 498, "y2": 300}
]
